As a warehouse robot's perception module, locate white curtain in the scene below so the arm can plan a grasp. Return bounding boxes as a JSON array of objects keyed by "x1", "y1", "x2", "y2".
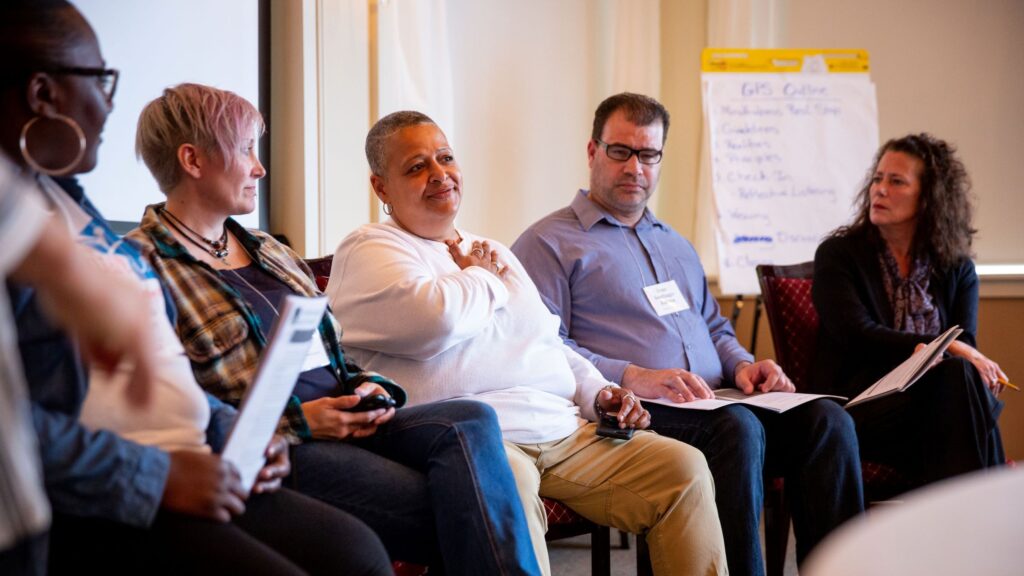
[
  {"x1": 376, "y1": 0, "x2": 456, "y2": 139},
  {"x1": 376, "y1": 0, "x2": 660, "y2": 245},
  {"x1": 596, "y1": 0, "x2": 661, "y2": 99},
  {"x1": 694, "y1": 0, "x2": 786, "y2": 280},
  {"x1": 374, "y1": 0, "x2": 455, "y2": 222}
]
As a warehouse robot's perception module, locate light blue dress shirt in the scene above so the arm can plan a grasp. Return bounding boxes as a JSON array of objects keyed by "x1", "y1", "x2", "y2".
[{"x1": 512, "y1": 189, "x2": 753, "y2": 389}]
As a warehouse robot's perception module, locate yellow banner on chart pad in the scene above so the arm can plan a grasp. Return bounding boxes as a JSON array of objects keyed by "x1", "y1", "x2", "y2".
[{"x1": 702, "y1": 49, "x2": 870, "y2": 74}]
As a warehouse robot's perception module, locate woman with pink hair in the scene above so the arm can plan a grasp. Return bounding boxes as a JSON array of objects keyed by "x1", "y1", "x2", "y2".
[{"x1": 128, "y1": 83, "x2": 541, "y2": 576}]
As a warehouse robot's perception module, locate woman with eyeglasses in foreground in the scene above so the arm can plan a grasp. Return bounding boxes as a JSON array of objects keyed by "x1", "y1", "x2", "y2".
[
  {"x1": 0, "y1": 1, "x2": 392, "y2": 574},
  {"x1": 813, "y1": 133, "x2": 1006, "y2": 492}
]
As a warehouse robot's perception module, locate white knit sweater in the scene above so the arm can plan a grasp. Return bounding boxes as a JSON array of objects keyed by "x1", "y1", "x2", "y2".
[{"x1": 326, "y1": 221, "x2": 612, "y2": 444}]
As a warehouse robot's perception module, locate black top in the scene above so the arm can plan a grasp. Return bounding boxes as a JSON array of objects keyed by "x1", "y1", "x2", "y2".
[
  {"x1": 222, "y1": 263, "x2": 340, "y2": 402},
  {"x1": 811, "y1": 229, "x2": 978, "y2": 398}
]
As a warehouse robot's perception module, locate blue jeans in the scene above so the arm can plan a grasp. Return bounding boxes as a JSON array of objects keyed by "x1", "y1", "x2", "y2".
[
  {"x1": 645, "y1": 399, "x2": 864, "y2": 575},
  {"x1": 290, "y1": 400, "x2": 540, "y2": 576}
]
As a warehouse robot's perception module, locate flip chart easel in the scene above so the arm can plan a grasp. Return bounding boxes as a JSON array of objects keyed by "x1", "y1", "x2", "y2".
[{"x1": 700, "y1": 48, "x2": 879, "y2": 351}]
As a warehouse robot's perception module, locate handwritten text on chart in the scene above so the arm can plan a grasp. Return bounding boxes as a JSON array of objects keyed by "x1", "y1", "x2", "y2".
[{"x1": 704, "y1": 75, "x2": 879, "y2": 294}]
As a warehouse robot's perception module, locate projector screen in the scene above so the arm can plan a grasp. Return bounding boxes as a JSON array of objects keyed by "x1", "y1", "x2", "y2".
[{"x1": 75, "y1": 0, "x2": 266, "y2": 232}]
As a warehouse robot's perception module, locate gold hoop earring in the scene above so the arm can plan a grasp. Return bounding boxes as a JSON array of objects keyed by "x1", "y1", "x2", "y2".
[
  {"x1": 19, "y1": 113, "x2": 87, "y2": 176},
  {"x1": 382, "y1": 203, "x2": 394, "y2": 215}
]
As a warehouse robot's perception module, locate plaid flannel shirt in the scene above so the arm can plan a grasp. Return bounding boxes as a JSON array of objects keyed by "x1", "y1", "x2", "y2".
[{"x1": 128, "y1": 203, "x2": 404, "y2": 443}]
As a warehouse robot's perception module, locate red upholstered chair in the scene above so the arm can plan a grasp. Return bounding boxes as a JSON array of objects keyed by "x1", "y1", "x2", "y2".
[
  {"x1": 305, "y1": 256, "x2": 630, "y2": 576},
  {"x1": 756, "y1": 262, "x2": 912, "y2": 576},
  {"x1": 305, "y1": 255, "x2": 334, "y2": 292}
]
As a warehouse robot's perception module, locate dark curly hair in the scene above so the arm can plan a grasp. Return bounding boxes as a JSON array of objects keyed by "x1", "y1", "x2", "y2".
[{"x1": 833, "y1": 133, "x2": 976, "y2": 270}]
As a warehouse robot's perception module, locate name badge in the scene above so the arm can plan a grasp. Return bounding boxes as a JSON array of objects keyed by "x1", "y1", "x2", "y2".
[
  {"x1": 643, "y1": 280, "x2": 690, "y2": 316},
  {"x1": 302, "y1": 338, "x2": 332, "y2": 371}
]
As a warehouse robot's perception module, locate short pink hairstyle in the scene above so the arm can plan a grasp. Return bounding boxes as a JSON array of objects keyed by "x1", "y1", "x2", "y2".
[{"x1": 136, "y1": 83, "x2": 265, "y2": 193}]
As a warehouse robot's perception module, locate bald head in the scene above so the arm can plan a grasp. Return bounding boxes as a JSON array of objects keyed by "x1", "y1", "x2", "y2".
[{"x1": 365, "y1": 110, "x2": 437, "y2": 176}]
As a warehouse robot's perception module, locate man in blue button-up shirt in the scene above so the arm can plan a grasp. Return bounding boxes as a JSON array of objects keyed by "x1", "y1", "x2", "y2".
[{"x1": 513, "y1": 92, "x2": 864, "y2": 575}]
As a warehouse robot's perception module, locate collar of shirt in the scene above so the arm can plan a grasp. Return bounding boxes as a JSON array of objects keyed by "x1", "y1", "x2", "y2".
[
  {"x1": 570, "y1": 189, "x2": 667, "y2": 233},
  {"x1": 138, "y1": 203, "x2": 265, "y2": 263}
]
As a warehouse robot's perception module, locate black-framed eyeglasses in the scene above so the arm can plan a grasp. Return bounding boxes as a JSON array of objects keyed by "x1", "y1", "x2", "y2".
[
  {"x1": 594, "y1": 138, "x2": 663, "y2": 165},
  {"x1": 42, "y1": 66, "x2": 119, "y2": 101}
]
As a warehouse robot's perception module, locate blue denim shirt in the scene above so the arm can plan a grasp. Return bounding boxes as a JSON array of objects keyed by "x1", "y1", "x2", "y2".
[{"x1": 10, "y1": 177, "x2": 237, "y2": 527}]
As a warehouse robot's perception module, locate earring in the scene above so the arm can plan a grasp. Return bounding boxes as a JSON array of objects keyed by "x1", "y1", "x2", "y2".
[
  {"x1": 19, "y1": 113, "x2": 87, "y2": 176},
  {"x1": 382, "y1": 203, "x2": 394, "y2": 215}
]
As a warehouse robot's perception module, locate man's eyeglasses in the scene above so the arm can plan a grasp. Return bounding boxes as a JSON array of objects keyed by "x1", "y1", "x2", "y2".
[
  {"x1": 42, "y1": 66, "x2": 119, "y2": 101},
  {"x1": 594, "y1": 138, "x2": 663, "y2": 165}
]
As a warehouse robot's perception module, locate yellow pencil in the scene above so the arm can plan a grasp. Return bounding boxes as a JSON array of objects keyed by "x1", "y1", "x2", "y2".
[{"x1": 998, "y1": 377, "x2": 1020, "y2": 392}]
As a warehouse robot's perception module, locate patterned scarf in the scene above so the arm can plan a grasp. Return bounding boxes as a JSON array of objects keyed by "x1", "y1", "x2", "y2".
[{"x1": 878, "y1": 246, "x2": 941, "y2": 334}]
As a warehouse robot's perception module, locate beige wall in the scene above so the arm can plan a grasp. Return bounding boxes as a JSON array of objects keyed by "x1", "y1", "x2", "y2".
[
  {"x1": 978, "y1": 299, "x2": 1024, "y2": 460},
  {"x1": 781, "y1": 0, "x2": 1024, "y2": 265},
  {"x1": 727, "y1": 295, "x2": 1024, "y2": 460}
]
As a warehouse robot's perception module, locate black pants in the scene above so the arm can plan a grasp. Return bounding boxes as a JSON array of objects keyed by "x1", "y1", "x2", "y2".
[
  {"x1": 47, "y1": 487, "x2": 392, "y2": 576},
  {"x1": 849, "y1": 356, "x2": 1005, "y2": 489},
  {"x1": 0, "y1": 532, "x2": 47, "y2": 576}
]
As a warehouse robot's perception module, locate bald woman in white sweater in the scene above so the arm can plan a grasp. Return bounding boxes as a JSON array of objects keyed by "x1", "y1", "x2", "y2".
[{"x1": 327, "y1": 111, "x2": 727, "y2": 576}]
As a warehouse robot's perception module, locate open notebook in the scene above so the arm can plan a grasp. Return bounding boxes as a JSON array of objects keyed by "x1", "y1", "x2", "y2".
[
  {"x1": 844, "y1": 325, "x2": 963, "y2": 410},
  {"x1": 221, "y1": 295, "x2": 327, "y2": 492}
]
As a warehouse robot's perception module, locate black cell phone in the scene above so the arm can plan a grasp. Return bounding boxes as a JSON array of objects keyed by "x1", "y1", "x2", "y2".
[
  {"x1": 595, "y1": 412, "x2": 634, "y2": 440},
  {"x1": 346, "y1": 393, "x2": 397, "y2": 412}
]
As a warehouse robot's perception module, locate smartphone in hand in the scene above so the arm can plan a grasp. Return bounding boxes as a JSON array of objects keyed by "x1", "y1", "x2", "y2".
[
  {"x1": 346, "y1": 393, "x2": 397, "y2": 413},
  {"x1": 595, "y1": 412, "x2": 634, "y2": 440}
]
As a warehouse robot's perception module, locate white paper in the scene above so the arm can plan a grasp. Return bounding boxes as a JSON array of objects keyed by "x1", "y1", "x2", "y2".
[
  {"x1": 702, "y1": 73, "x2": 879, "y2": 294},
  {"x1": 221, "y1": 295, "x2": 328, "y2": 492},
  {"x1": 643, "y1": 280, "x2": 690, "y2": 316},
  {"x1": 644, "y1": 388, "x2": 846, "y2": 413},
  {"x1": 845, "y1": 326, "x2": 962, "y2": 409},
  {"x1": 301, "y1": 335, "x2": 331, "y2": 371},
  {"x1": 644, "y1": 397, "x2": 736, "y2": 411}
]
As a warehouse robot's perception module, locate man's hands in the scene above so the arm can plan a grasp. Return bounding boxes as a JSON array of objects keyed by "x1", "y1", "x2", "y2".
[
  {"x1": 301, "y1": 383, "x2": 396, "y2": 440},
  {"x1": 596, "y1": 386, "x2": 651, "y2": 430},
  {"x1": 734, "y1": 360, "x2": 795, "y2": 395},
  {"x1": 622, "y1": 360, "x2": 794, "y2": 403},
  {"x1": 162, "y1": 451, "x2": 246, "y2": 522},
  {"x1": 622, "y1": 364, "x2": 714, "y2": 402}
]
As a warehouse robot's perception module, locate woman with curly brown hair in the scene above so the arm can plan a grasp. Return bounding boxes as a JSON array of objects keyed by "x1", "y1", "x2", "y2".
[{"x1": 812, "y1": 133, "x2": 1005, "y2": 492}]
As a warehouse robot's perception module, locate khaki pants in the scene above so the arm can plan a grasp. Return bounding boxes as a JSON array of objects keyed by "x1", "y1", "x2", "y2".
[{"x1": 506, "y1": 424, "x2": 727, "y2": 576}]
